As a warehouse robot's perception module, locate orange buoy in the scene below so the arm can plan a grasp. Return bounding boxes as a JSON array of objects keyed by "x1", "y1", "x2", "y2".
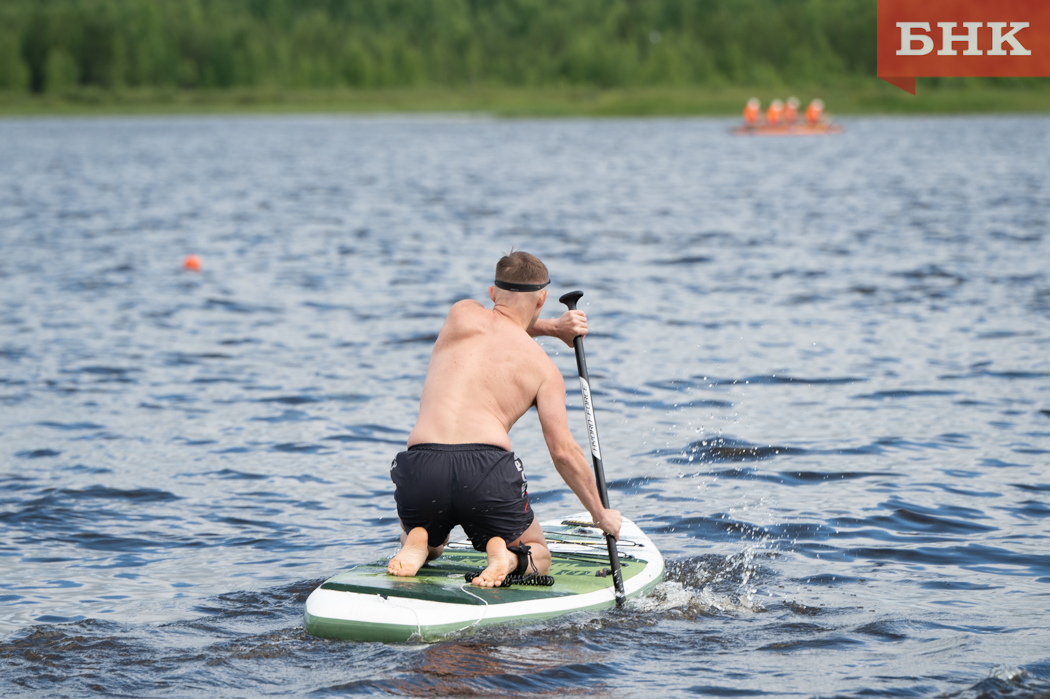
[
  {"x1": 784, "y1": 96, "x2": 800, "y2": 125},
  {"x1": 743, "y1": 97, "x2": 761, "y2": 127},
  {"x1": 183, "y1": 254, "x2": 202, "y2": 272},
  {"x1": 766, "y1": 99, "x2": 784, "y2": 126}
]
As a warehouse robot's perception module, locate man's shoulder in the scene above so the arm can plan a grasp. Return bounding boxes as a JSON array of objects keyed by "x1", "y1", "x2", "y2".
[
  {"x1": 438, "y1": 300, "x2": 488, "y2": 339},
  {"x1": 444, "y1": 299, "x2": 485, "y2": 324}
]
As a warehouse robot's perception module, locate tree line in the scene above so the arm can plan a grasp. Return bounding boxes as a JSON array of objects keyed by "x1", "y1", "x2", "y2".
[{"x1": 0, "y1": 0, "x2": 878, "y2": 93}]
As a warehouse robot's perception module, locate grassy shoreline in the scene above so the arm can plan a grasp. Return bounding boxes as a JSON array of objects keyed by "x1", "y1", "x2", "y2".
[{"x1": 3, "y1": 83, "x2": 1050, "y2": 118}]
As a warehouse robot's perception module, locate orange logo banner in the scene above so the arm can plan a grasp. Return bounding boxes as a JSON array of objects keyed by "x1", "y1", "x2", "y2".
[{"x1": 878, "y1": 0, "x2": 1050, "y2": 94}]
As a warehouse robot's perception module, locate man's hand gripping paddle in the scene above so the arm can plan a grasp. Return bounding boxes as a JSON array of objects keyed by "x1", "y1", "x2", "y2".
[{"x1": 560, "y1": 290, "x2": 626, "y2": 607}]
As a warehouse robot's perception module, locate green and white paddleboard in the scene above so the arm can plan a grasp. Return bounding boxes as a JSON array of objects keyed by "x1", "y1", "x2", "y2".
[{"x1": 304, "y1": 513, "x2": 664, "y2": 642}]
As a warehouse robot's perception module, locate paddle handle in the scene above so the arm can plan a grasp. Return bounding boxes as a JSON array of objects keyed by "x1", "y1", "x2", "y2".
[{"x1": 559, "y1": 290, "x2": 626, "y2": 607}]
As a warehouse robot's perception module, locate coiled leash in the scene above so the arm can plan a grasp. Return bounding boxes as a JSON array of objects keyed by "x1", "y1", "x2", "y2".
[{"x1": 464, "y1": 544, "x2": 555, "y2": 588}]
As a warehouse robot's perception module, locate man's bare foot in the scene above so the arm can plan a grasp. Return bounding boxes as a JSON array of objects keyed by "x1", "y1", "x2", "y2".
[
  {"x1": 471, "y1": 537, "x2": 520, "y2": 588},
  {"x1": 387, "y1": 527, "x2": 430, "y2": 577}
]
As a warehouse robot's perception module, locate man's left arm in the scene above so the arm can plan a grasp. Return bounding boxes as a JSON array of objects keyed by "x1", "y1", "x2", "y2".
[
  {"x1": 534, "y1": 366, "x2": 621, "y2": 539},
  {"x1": 528, "y1": 310, "x2": 586, "y2": 348}
]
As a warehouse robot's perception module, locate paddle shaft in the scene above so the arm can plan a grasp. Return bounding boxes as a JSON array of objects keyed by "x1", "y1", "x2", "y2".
[{"x1": 559, "y1": 290, "x2": 626, "y2": 607}]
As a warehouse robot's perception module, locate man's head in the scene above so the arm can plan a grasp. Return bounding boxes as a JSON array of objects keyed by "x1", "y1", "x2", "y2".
[{"x1": 489, "y1": 250, "x2": 549, "y2": 327}]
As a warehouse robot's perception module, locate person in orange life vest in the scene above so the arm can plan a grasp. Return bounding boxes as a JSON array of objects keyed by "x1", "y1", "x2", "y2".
[
  {"x1": 743, "y1": 97, "x2": 760, "y2": 127},
  {"x1": 784, "y1": 97, "x2": 800, "y2": 125},
  {"x1": 766, "y1": 99, "x2": 784, "y2": 126},
  {"x1": 805, "y1": 99, "x2": 824, "y2": 126}
]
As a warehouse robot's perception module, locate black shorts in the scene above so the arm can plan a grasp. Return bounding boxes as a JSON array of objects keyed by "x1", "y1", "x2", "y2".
[{"x1": 390, "y1": 443, "x2": 533, "y2": 551}]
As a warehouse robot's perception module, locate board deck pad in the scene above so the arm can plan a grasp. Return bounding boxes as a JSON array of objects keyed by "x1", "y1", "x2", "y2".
[{"x1": 304, "y1": 515, "x2": 664, "y2": 642}]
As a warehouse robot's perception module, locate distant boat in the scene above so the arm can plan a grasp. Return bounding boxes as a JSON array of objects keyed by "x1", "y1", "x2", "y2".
[{"x1": 732, "y1": 122, "x2": 843, "y2": 136}]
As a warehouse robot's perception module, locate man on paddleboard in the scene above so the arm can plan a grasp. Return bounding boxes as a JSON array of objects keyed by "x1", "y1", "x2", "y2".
[{"x1": 387, "y1": 251, "x2": 622, "y2": 587}]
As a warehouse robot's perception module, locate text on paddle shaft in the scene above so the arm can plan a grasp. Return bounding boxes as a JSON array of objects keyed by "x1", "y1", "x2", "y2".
[{"x1": 578, "y1": 377, "x2": 602, "y2": 460}]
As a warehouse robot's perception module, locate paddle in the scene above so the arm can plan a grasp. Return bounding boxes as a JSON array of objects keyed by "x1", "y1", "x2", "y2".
[{"x1": 559, "y1": 290, "x2": 626, "y2": 607}]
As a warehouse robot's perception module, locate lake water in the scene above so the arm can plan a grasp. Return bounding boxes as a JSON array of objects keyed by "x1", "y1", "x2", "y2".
[{"x1": 0, "y1": 114, "x2": 1048, "y2": 697}]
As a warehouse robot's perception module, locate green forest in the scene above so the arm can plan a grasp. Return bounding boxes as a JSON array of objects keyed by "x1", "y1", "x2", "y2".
[
  {"x1": 0, "y1": 0, "x2": 879, "y2": 92},
  {"x1": 1, "y1": 0, "x2": 1046, "y2": 115}
]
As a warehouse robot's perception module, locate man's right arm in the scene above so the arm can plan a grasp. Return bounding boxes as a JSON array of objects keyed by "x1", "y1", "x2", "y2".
[
  {"x1": 534, "y1": 365, "x2": 622, "y2": 539},
  {"x1": 528, "y1": 310, "x2": 587, "y2": 347}
]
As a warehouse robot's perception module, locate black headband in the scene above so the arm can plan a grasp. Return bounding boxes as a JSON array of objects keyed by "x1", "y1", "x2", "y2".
[{"x1": 494, "y1": 279, "x2": 550, "y2": 293}]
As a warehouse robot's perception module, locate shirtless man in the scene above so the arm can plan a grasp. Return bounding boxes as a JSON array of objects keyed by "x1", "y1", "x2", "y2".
[{"x1": 387, "y1": 251, "x2": 622, "y2": 587}]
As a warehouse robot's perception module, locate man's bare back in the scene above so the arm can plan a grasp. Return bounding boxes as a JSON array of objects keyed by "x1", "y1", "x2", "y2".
[
  {"x1": 387, "y1": 254, "x2": 621, "y2": 588},
  {"x1": 407, "y1": 299, "x2": 558, "y2": 451}
]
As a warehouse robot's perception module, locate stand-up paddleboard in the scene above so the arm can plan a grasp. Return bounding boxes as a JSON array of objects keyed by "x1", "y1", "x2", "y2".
[{"x1": 304, "y1": 513, "x2": 664, "y2": 642}]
